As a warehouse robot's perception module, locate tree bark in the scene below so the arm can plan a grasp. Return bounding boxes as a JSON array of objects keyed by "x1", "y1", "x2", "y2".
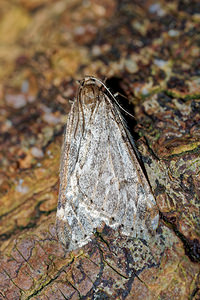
[{"x1": 0, "y1": 0, "x2": 199, "y2": 299}]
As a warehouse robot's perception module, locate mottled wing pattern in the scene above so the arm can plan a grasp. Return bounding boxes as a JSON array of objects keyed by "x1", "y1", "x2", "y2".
[{"x1": 56, "y1": 77, "x2": 159, "y2": 251}]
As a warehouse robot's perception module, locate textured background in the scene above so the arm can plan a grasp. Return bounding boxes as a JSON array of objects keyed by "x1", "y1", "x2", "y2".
[{"x1": 0, "y1": 0, "x2": 199, "y2": 299}]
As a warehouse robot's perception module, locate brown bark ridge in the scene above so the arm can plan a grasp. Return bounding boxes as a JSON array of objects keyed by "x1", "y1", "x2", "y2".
[{"x1": 0, "y1": 0, "x2": 199, "y2": 299}]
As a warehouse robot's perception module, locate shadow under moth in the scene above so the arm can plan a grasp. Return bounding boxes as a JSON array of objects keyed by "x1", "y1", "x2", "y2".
[{"x1": 56, "y1": 76, "x2": 159, "y2": 251}]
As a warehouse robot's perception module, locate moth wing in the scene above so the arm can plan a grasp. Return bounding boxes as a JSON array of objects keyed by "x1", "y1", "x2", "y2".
[
  {"x1": 56, "y1": 101, "x2": 84, "y2": 249},
  {"x1": 56, "y1": 91, "x2": 159, "y2": 251}
]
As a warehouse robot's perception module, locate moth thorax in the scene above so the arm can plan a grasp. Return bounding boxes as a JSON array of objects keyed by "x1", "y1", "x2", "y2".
[{"x1": 80, "y1": 84, "x2": 101, "y2": 106}]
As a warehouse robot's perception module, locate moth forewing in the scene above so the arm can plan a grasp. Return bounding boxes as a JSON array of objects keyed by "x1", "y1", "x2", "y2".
[{"x1": 56, "y1": 77, "x2": 159, "y2": 251}]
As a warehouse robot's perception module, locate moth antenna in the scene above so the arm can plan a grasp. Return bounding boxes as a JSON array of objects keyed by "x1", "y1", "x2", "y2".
[
  {"x1": 114, "y1": 92, "x2": 128, "y2": 100},
  {"x1": 103, "y1": 76, "x2": 108, "y2": 83},
  {"x1": 85, "y1": 76, "x2": 136, "y2": 119}
]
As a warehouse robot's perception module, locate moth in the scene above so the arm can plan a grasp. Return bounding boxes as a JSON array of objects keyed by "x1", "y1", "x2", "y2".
[{"x1": 56, "y1": 76, "x2": 159, "y2": 251}]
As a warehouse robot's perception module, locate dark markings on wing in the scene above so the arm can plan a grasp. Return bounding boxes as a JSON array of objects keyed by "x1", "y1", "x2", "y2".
[{"x1": 56, "y1": 77, "x2": 159, "y2": 251}]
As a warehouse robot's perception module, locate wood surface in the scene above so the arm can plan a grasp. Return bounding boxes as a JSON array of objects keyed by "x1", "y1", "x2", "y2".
[{"x1": 0, "y1": 0, "x2": 199, "y2": 299}]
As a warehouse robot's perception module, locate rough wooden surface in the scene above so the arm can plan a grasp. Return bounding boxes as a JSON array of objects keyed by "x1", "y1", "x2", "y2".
[{"x1": 0, "y1": 0, "x2": 199, "y2": 299}]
